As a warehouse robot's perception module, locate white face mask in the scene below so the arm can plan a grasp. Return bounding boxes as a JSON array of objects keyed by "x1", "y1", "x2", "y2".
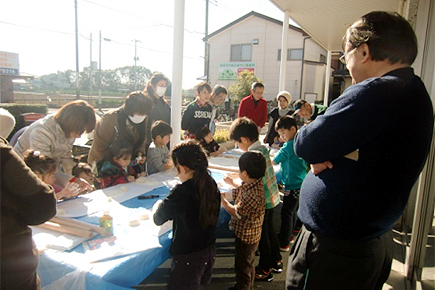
[
  {"x1": 155, "y1": 86, "x2": 166, "y2": 97},
  {"x1": 128, "y1": 115, "x2": 146, "y2": 124}
]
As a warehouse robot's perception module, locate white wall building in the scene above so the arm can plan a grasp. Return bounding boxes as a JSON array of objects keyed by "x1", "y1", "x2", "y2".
[{"x1": 204, "y1": 11, "x2": 328, "y2": 102}]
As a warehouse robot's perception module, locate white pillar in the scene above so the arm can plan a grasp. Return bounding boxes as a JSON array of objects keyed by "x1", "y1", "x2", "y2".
[
  {"x1": 406, "y1": 0, "x2": 435, "y2": 283},
  {"x1": 170, "y1": 0, "x2": 185, "y2": 150},
  {"x1": 323, "y1": 50, "x2": 331, "y2": 106},
  {"x1": 278, "y1": 11, "x2": 290, "y2": 92}
]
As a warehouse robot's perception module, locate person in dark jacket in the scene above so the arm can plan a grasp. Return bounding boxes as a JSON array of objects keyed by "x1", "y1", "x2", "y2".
[
  {"x1": 286, "y1": 11, "x2": 434, "y2": 290},
  {"x1": 143, "y1": 73, "x2": 171, "y2": 146},
  {"x1": 263, "y1": 91, "x2": 293, "y2": 147},
  {"x1": 181, "y1": 82, "x2": 213, "y2": 139},
  {"x1": 153, "y1": 141, "x2": 221, "y2": 290},
  {"x1": 1, "y1": 136, "x2": 57, "y2": 289}
]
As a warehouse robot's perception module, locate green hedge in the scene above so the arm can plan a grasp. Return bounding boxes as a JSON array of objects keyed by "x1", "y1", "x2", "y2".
[
  {"x1": 0, "y1": 104, "x2": 48, "y2": 116},
  {"x1": 0, "y1": 104, "x2": 48, "y2": 141}
]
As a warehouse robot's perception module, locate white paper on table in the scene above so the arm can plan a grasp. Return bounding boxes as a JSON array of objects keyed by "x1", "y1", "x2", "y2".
[
  {"x1": 31, "y1": 226, "x2": 88, "y2": 251},
  {"x1": 82, "y1": 219, "x2": 172, "y2": 263},
  {"x1": 56, "y1": 190, "x2": 117, "y2": 218},
  {"x1": 55, "y1": 170, "x2": 178, "y2": 218},
  {"x1": 100, "y1": 169, "x2": 178, "y2": 203},
  {"x1": 208, "y1": 156, "x2": 239, "y2": 171}
]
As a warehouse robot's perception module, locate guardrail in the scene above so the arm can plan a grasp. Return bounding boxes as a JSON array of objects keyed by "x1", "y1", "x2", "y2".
[{"x1": 12, "y1": 92, "x2": 125, "y2": 108}]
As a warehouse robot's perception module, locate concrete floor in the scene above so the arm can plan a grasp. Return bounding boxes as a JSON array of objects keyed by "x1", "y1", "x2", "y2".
[{"x1": 134, "y1": 207, "x2": 435, "y2": 290}]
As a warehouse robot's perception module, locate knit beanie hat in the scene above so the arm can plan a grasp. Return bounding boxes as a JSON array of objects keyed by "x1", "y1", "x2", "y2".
[{"x1": 276, "y1": 91, "x2": 292, "y2": 105}]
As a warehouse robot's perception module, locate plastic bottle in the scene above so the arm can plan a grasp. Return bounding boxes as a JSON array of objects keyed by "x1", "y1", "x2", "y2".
[{"x1": 99, "y1": 210, "x2": 113, "y2": 236}]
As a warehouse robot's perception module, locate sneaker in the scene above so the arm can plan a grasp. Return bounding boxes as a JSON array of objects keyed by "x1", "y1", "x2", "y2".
[
  {"x1": 280, "y1": 246, "x2": 290, "y2": 252},
  {"x1": 272, "y1": 260, "x2": 284, "y2": 273},
  {"x1": 255, "y1": 267, "x2": 274, "y2": 282}
]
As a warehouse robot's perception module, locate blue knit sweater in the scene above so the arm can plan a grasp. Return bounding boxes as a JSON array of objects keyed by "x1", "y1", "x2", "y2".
[{"x1": 294, "y1": 67, "x2": 434, "y2": 240}]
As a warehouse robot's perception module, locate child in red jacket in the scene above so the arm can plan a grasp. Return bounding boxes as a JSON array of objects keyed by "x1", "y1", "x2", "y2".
[{"x1": 96, "y1": 139, "x2": 145, "y2": 188}]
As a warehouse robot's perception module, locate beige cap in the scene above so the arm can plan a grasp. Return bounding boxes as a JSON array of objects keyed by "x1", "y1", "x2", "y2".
[{"x1": 276, "y1": 91, "x2": 292, "y2": 104}]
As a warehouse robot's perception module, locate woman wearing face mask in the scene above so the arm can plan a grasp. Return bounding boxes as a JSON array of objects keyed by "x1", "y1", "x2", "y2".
[
  {"x1": 88, "y1": 92, "x2": 153, "y2": 170},
  {"x1": 143, "y1": 73, "x2": 171, "y2": 126}
]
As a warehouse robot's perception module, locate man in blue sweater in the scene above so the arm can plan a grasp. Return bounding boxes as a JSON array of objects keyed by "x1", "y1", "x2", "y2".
[{"x1": 286, "y1": 11, "x2": 434, "y2": 290}]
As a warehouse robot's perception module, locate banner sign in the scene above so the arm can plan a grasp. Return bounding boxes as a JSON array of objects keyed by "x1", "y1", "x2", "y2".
[
  {"x1": 0, "y1": 51, "x2": 19, "y2": 76},
  {"x1": 218, "y1": 62, "x2": 256, "y2": 80}
]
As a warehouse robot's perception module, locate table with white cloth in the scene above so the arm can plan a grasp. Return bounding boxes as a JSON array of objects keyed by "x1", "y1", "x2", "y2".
[{"x1": 35, "y1": 168, "x2": 231, "y2": 290}]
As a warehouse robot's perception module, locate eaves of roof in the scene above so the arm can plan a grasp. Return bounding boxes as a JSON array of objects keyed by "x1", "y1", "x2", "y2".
[{"x1": 203, "y1": 11, "x2": 307, "y2": 42}]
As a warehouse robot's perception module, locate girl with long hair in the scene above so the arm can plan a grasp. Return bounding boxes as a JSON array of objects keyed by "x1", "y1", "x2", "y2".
[
  {"x1": 23, "y1": 149, "x2": 80, "y2": 200},
  {"x1": 153, "y1": 140, "x2": 221, "y2": 290}
]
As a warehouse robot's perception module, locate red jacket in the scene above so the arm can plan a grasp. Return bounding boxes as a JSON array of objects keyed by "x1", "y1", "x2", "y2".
[
  {"x1": 97, "y1": 161, "x2": 137, "y2": 189},
  {"x1": 238, "y1": 95, "x2": 268, "y2": 128}
]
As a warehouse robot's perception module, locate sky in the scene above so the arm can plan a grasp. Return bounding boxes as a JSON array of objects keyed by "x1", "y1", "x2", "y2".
[{"x1": 1, "y1": 0, "x2": 286, "y2": 89}]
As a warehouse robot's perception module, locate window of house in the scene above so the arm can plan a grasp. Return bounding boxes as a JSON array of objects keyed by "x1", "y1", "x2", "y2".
[
  {"x1": 231, "y1": 44, "x2": 252, "y2": 61},
  {"x1": 320, "y1": 54, "x2": 327, "y2": 64},
  {"x1": 278, "y1": 49, "x2": 303, "y2": 61}
]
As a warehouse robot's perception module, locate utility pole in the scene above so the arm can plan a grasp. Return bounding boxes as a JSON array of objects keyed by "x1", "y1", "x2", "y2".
[
  {"x1": 133, "y1": 39, "x2": 141, "y2": 90},
  {"x1": 204, "y1": 0, "x2": 210, "y2": 83},
  {"x1": 99, "y1": 31, "x2": 111, "y2": 110},
  {"x1": 74, "y1": 0, "x2": 80, "y2": 99},
  {"x1": 89, "y1": 33, "x2": 92, "y2": 101}
]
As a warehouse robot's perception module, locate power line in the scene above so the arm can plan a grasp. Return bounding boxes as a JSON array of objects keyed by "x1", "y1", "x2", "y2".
[
  {"x1": 0, "y1": 20, "x2": 73, "y2": 36},
  {"x1": 81, "y1": 0, "x2": 204, "y2": 35}
]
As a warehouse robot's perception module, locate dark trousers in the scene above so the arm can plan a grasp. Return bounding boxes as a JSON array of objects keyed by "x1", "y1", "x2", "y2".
[
  {"x1": 258, "y1": 207, "x2": 282, "y2": 271},
  {"x1": 169, "y1": 245, "x2": 216, "y2": 290},
  {"x1": 278, "y1": 191, "x2": 299, "y2": 247},
  {"x1": 234, "y1": 238, "x2": 258, "y2": 290},
  {"x1": 286, "y1": 226, "x2": 393, "y2": 290}
]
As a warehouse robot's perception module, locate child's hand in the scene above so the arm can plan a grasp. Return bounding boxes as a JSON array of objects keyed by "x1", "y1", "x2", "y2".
[
  {"x1": 72, "y1": 177, "x2": 94, "y2": 193},
  {"x1": 223, "y1": 176, "x2": 233, "y2": 184},
  {"x1": 56, "y1": 182, "x2": 80, "y2": 200},
  {"x1": 127, "y1": 175, "x2": 135, "y2": 182},
  {"x1": 218, "y1": 147, "x2": 227, "y2": 153},
  {"x1": 310, "y1": 161, "x2": 333, "y2": 175},
  {"x1": 226, "y1": 172, "x2": 239, "y2": 179},
  {"x1": 138, "y1": 172, "x2": 146, "y2": 177},
  {"x1": 164, "y1": 159, "x2": 174, "y2": 170},
  {"x1": 223, "y1": 175, "x2": 236, "y2": 187},
  {"x1": 152, "y1": 199, "x2": 163, "y2": 214}
]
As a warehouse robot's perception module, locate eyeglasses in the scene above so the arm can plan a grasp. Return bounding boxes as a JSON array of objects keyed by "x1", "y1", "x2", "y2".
[{"x1": 339, "y1": 47, "x2": 357, "y2": 65}]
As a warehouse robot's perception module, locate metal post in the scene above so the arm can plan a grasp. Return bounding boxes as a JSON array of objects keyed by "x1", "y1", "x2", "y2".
[
  {"x1": 98, "y1": 30, "x2": 102, "y2": 109},
  {"x1": 204, "y1": 0, "x2": 209, "y2": 82},
  {"x1": 133, "y1": 39, "x2": 141, "y2": 90},
  {"x1": 171, "y1": 0, "x2": 185, "y2": 149},
  {"x1": 279, "y1": 11, "x2": 290, "y2": 92},
  {"x1": 323, "y1": 50, "x2": 332, "y2": 106},
  {"x1": 75, "y1": 0, "x2": 80, "y2": 99}
]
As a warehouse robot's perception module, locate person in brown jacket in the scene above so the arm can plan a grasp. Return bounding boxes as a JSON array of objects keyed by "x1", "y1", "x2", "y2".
[
  {"x1": 1, "y1": 136, "x2": 57, "y2": 289},
  {"x1": 88, "y1": 92, "x2": 153, "y2": 169}
]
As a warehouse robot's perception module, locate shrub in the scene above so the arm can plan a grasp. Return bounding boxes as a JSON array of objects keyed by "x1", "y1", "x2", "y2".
[
  {"x1": 213, "y1": 129, "x2": 229, "y2": 143},
  {"x1": 228, "y1": 71, "x2": 262, "y2": 102}
]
